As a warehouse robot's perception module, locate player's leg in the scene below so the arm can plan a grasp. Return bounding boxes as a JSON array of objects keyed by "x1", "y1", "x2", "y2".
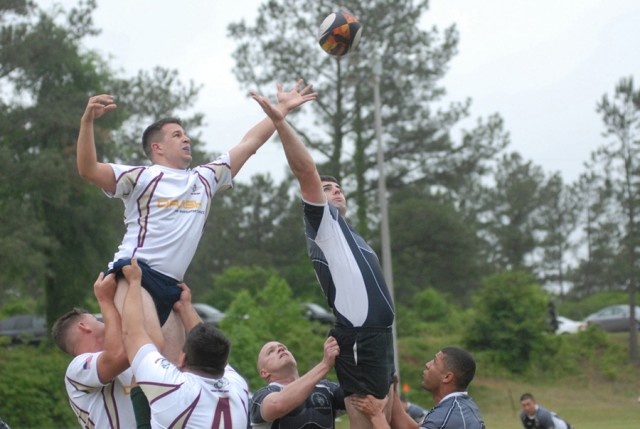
[
  {"x1": 160, "y1": 310, "x2": 185, "y2": 364},
  {"x1": 345, "y1": 397, "x2": 375, "y2": 429},
  {"x1": 114, "y1": 277, "x2": 164, "y2": 352},
  {"x1": 344, "y1": 383, "x2": 393, "y2": 429}
]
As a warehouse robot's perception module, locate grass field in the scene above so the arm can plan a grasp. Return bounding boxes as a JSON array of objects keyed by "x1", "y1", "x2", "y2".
[
  {"x1": 335, "y1": 373, "x2": 640, "y2": 428},
  {"x1": 476, "y1": 376, "x2": 640, "y2": 429}
]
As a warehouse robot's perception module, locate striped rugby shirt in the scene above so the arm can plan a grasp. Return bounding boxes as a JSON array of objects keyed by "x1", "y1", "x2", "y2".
[
  {"x1": 420, "y1": 392, "x2": 485, "y2": 429},
  {"x1": 65, "y1": 352, "x2": 135, "y2": 428},
  {"x1": 105, "y1": 154, "x2": 232, "y2": 281}
]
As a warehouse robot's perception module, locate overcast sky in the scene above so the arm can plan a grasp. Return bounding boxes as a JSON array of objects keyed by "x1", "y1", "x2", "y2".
[{"x1": 40, "y1": 0, "x2": 640, "y2": 184}]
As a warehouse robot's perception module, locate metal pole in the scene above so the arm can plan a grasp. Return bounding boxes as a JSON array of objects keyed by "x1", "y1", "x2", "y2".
[{"x1": 373, "y1": 59, "x2": 400, "y2": 380}]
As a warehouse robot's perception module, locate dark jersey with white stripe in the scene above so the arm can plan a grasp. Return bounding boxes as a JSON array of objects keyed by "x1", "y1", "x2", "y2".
[
  {"x1": 250, "y1": 381, "x2": 345, "y2": 429},
  {"x1": 303, "y1": 201, "x2": 394, "y2": 328}
]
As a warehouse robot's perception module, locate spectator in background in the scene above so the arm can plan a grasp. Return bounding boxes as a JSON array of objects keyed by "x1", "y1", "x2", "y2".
[{"x1": 520, "y1": 393, "x2": 573, "y2": 429}]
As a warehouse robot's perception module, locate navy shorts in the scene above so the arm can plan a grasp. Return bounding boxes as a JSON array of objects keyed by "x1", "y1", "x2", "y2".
[
  {"x1": 329, "y1": 326, "x2": 395, "y2": 399},
  {"x1": 106, "y1": 258, "x2": 181, "y2": 326}
]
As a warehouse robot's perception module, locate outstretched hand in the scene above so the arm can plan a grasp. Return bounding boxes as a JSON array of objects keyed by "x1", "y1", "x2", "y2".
[
  {"x1": 82, "y1": 94, "x2": 117, "y2": 122},
  {"x1": 252, "y1": 92, "x2": 285, "y2": 123},
  {"x1": 93, "y1": 272, "x2": 117, "y2": 304},
  {"x1": 276, "y1": 79, "x2": 317, "y2": 115},
  {"x1": 251, "y1": 79, "x2": 316, "y2": 126}
]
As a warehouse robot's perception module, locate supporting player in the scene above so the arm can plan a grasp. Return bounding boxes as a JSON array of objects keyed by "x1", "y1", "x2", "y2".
[
  {"x1": 76, "y1": 80, "x2": 317, "y2": 362},
  {"x1": 251, "y1": 91, "x2": 395, "y2": 429},
  {"x1": 51, "y1": 272, "x2": 157, "y2": 428},
  {"x1": 121, "y1": 259, "x2": 250, "y2": 428},
  {"x1": 251, "y1": 338, "x2": 345, "y2": 428},
  {"x1": 351, "y1": 347, "x2": 486, "y2": 429}
]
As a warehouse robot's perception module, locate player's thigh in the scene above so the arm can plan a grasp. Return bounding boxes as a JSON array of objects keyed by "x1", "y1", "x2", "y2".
[
  {"x1": 114, "y1": 277, "x2": 160, "y2": 325},
  {"x1": 161, "y1": 311, "x2": 185, "y2": 364},
  {"x1": 344, "y1": 396, "x2": 376, "y2": 429}
]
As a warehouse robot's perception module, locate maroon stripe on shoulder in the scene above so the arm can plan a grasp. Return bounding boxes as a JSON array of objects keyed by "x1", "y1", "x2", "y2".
[
  {"x1": 136, "y1": 173, "x2": 163, "y2": 248},
  {"x1": 115, "y1": 166, "x2": 146, "y2": 185}
]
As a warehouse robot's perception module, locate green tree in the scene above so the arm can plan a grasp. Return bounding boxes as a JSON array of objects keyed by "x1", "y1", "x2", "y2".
[
  {"x1": 389, "y1": 187, "x2": 483, "y2": 305},
  {"x1": 464, "y1": 271, "x2": 548, "y2": 373},
  {"x1": 220, "y1": 274, "x2": 326, "y2": 390},
  {"x1": 569, "y1": 165, "x2": 621, "y2": 297},
  {"x1": 198, "y1": 265, "x2": 280, "y2": 311},
  {"x1": 480, "y1": 152, "x2": 546, "y2": 271},
  {"x1": 536, "y1": 172, "x2": 580, "y2": 298},
  {"x1": 228, "y1": 0, "x2": 507, "y2": 232},
  {"x1": 594, "y1": 76, "x2": 640, "y2": 362}
]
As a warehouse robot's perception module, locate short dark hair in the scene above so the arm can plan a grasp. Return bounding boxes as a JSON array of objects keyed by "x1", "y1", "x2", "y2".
[
  {"x1": 441, "y1": 346, "x2": 476, "y2": 390},
  {"x1": 520, "y1": 393, "x2": 535, "y2": 402},
  {"x1": 319, "y1": 175, "x2": 339, "y2": 185},
  {"x1": 141, "y1": 117, "x2": 183, "y2": 159},
  {"x1": 51, "y1": 308, "x2": 89, "y2": 355},
  {"x1": 183, "y1": 323, "x2": 230, "y2": 377}
]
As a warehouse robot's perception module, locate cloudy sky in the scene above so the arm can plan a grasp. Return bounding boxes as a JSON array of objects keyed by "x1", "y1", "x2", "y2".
[{"x1": 40, "y1": 0, "x2": 640, "y2": 184}]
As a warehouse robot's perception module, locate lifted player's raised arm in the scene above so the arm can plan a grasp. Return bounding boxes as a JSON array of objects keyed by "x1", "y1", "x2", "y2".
[
  {"x1": 230, "y1": 80, "x2": 317, "y2": 178},
  {"x1": 77, "y1": 94, "x2": 118, "y2": 194}
]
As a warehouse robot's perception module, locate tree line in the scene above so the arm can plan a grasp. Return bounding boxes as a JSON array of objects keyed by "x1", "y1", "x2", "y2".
[{"x1": 1, "y1": 0, "x2": 639, "y2": 359}]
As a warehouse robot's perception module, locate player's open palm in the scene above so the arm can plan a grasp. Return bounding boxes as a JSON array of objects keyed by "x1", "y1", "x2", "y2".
[
  {"x1": 82, "y1": 94, "x2": 117, "y2": 122},
  {"x1": 93, "y1": 272, "x2": 117, "y2": 304},
  {"x1": 276, "y1": 79, "x2": 317, "y2": 113}
]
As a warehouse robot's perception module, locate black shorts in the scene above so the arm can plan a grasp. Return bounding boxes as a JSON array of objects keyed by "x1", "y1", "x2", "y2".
[
  {"x1": 329, "y1": 326, "x2": 394, "y2": 399},
  {"x1": 106, "y1": 258, "x2": 181, "y2": 326}
]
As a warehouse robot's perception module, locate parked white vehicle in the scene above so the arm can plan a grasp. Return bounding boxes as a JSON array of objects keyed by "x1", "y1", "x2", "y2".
[{"x1": 555, "y1": 315, "x2": 585, "y2": 334}]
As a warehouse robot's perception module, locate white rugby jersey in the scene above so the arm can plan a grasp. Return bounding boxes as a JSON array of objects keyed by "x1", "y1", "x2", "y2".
[
  {"x1": 105, "y1": 154, "x2": 232, "y2": 281},
  {"x1": 64, "y1": 352, "x2": 135, "y2": 429},
  {"x1": 132, "y1": 344, "x2": 250, "y2": 429}
]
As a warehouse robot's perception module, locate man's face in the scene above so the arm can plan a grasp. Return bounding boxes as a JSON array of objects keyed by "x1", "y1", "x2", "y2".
[
  {"x1": 322, "y1": 180, "x2": 347, "y2": 215},
  {"x1": 520, "y1": 398, "x2": 536, "y2": 416},
  {"x1": 257, "y1": 341, "x2": 297, "y2": 381},
  {"x1": 80, "y1": 313, "x2": 105, "y2": 348},
  {"x1": 421, "y1": 350, "x2": 449, "y2": 393},
  {"x1": 155, "y1": 123, "x2": 192, "y2": 169}
]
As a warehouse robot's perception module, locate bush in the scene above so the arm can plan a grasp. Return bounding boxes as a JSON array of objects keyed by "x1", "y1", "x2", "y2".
[
  {"x1": 464, "y1": 271, "x2": 549, "y2": 373},
  {"x1": 220, "y1": 274, "x2": 327, "y2": 391},
  {"x1": 0, "y1": 342, "x2": 77, "y2": 428}
]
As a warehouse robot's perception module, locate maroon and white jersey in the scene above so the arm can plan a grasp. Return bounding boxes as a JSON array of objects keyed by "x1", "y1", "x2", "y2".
[
  {"x1": 105, "y1": 154, "x2": 233, "y2": 281},
  {"x1": 132, "y1": 344, "x2": 250, "y2": 429},
  {"x1": 64, "y1": 352, "x2": 135, "y2": 429}
]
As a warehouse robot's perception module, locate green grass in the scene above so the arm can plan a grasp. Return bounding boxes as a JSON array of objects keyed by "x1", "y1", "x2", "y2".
[
  {"x1": 336, "y1": 377, "x2": 640, "y2": 429},
  {"x1": 335, "y1": 329, "x2": 640, "y2": 429},
  {"x1": 476, "y1": 376, "x2": 640, "y2": 429}
]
